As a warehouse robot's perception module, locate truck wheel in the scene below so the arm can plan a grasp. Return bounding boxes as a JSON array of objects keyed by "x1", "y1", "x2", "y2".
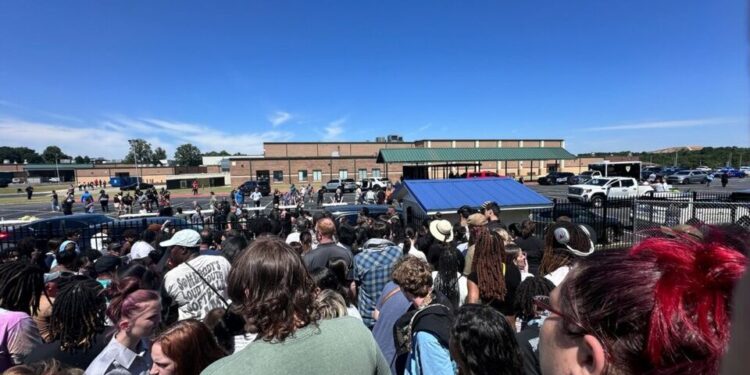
[{"x1": 591, "y1": 195, "x2": 604, "y2": 208}]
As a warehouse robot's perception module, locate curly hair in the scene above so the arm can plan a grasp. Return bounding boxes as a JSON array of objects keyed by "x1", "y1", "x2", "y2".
[
  {"x1": 450, "y1": 304, "x2": 524, "y2": 375},
  {"x1": 472, "y1": 230, "x2": 507, "y2": 302},
  {"x1": 228, "y1": 236, "x2": 319, "y2": 342},
  {"x1": 392, "y1": 256, "x2": 432, "y2": 298},
  {"x1": 513, "y1": 276, "x2": 555, "y2": 322}
]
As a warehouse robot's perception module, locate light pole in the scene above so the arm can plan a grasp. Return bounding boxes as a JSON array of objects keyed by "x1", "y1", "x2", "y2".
[
  {"x1": 128, "y1": 139, "x2": 141, "y2": 189},
  {"x1": 55, "y1": 156, "x2": 60, "y2": 183}
]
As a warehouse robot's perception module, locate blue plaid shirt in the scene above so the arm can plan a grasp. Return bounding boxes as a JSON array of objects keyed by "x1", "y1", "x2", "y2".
[{"x1": 354, "y1": 239, "x2": 403, "y2": 328}]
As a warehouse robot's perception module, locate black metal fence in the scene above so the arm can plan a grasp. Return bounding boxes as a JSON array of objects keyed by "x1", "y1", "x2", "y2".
[{"x1": 530, "y1": 191, "x2": 741, "y2": 250}]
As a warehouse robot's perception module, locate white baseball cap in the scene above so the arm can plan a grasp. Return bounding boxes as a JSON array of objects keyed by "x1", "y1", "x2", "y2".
[
  {"x1": 159, "y1": 229, "x2": 201, "y2": 248},
  {"x1": 130, "y1": 241, "x2": 155, "y2": 261}
]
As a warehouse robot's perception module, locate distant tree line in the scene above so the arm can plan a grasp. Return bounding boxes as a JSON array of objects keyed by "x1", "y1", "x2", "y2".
[{"x1": 580, "y1": 147, "x2": 750, "y2": 169}]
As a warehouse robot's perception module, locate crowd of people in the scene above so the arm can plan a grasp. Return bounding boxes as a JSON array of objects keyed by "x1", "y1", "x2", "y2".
[{"x1": 0, "y1": 196, "x2": 748, "y2": 375}]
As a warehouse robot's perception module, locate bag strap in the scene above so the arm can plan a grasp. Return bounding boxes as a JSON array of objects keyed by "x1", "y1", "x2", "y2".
[
  {"x1": 379, "y1": 286, "x2": 401, "y2": 308},
  {"x1": 184, "y1": 260, "x2": 230, "y2": 308}
]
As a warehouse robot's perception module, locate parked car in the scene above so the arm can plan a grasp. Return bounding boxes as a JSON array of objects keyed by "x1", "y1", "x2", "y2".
[
  {"x1": 641, "y1": 167, "x2": 665, "y2": 181},
  {"x1": 568, "y1": 170, "x2": 602, "y2": 185},
  {"x1": 665, "y1": 170, "x2": 708, "y2": 185},
  {"x1": 357, "y1": 177, "x2": 389, "y2": 190},
  {"x1": 462, "y1": 171, "x2": 502, "y2": 178},
  {"x1": 324, "y1": 178, "x2": 357, "y2": 193},
  {"x1": 533, "y1": 207, "x2": 623, "y2": 244},
  {"x1": 716, "y1": 168, "x2": 746, "y2": 178},
  {"x1": 325, "y1": 204, "x2": 403, "y2": 226},
  {"x1": 238, "y1": 180, "x2": 271, "y2": 196},
  {"x1": 120, "y1": 182, "x2": 154, "y2": 191},
  {"x1": 537, "y1": 172, "x2": 575, "y2": 185},
  {"x1": 1, "y1": 214, "x2": 115, "y2": 252}
]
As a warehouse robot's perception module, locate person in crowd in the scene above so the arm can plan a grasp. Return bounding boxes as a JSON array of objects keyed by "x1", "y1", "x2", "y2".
[
  {"x1": 50, "y1": 190, "x2": 60, "y2": 212},
  {"x1": 91, "y1": 226, "x2": 111, "y2": 255},
  {"x1": 426, "y1": 219, "x2": 453, "y2": 268},
  {"x1": 315, "y1": 289, "x2": 350, "y2": 320},
  {"x1": 393, "y1": 257, "x2": 455, "y2": 375},
  {"x1": 201, "y1": 237, "x2": 389, "y2": 374},
  {"x1": 505, "y1": 243, "x2": 532, "y2": 281},
  {"x1": 354, "y1": 220, "x2": 403, "y2": 328},
  {"x1": 303, "y1": 217, "x2": 353, "y2": 280},
  {"x1": 24, "y1": 277, "x2": 110, "y2": 369},
  {"x1": 513, "y1": 276, "x2": 555, "y2": 375},
  {"x1": 513, "y1": 219, "x2": 544, "y2": 275},
  {"x1": 371, "y1": 258, "x2": 414, "y2": 375},
  {"x1": 86, "y1": 277, "x2": 161, "y2": 375},
  {"x1": 538, "y1": 227, "x2": 746, "y2": 375},
  {"x1": 431, "y1": 239, "x2": 466, "y2": 310},
  {"x1": 449, "y1": 304, "x2": 524, "y2": 375},
  {"x1": 466, "y1": 222, "x2": 522, "y2": 328},
  {"x1": 401, "y1": 226, "x2": 427, "y2": 261},
  {"x1": 149, "y1": 320, "x2": 226, "y2": 375},
  {"x1": 161, "y1": 230, "x2": 232, "y2": 322},
  {"x1": 51, "y1": 241, "x2": 79, "y2": 275},
  {"x1": 99, "y1": 190, "x2": 110, "y2": 213},
  {"x1": 0, "y1": 262, "x2": 44, "y2": 372},
  {"x1": 310, "y1": 263, "x2": 360, "y2": 320},
  {"x1": 62, "y1": 193, "x2": 75, "y2": 215},
  {"x1": 25, "y1": 185, "x2": 33, "y2": 200},
  {"x1": 219, "y1": 236, "x2": 247, "y2": 264},
  {"x1": 721, "y1": 172, "x2": 729, "y2": 188},
  {"x1": 462, "y1": 213, "x2": 487, "y2": 276},
  {"x1": 481, "y1": 201, "x2": 505, "y2": 231},
  {"x1": 249, "y1": 188, "x2": 262, "y2": 209},
  {"x1": 538, "y1": 221, "x2": 594, "y2": 285}
]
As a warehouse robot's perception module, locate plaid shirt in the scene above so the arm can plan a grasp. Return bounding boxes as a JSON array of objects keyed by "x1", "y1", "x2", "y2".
[{"x1": 354, "y1": 239, "x2": 403, "y2": 328}]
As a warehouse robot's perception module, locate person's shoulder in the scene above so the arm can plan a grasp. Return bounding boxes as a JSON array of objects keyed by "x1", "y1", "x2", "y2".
[{"x1": 201, "y1": 350, "x2": 252, "y2": 375}]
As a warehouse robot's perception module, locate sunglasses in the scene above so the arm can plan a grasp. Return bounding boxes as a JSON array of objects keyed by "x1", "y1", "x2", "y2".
[{"x1": 532, "y1": 295, "x2": 588, "y2": 335}]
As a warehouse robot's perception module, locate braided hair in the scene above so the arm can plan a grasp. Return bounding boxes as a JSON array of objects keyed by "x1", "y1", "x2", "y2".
[
  {"x1": 434, "y1": 243, "x2": 464, "y2": 309},
  {"x1": 513, "y1": 276, "x2": 555, "y2": 322},
  {"x1": 49, "y1": 278, "x2": 107, "y2": 353},
  {"x1": 0, "y1": 261, "x2": 44, "y2": 315},
  {"x1": 472, "y1": 228, "x2": 507, "y2": 302}
]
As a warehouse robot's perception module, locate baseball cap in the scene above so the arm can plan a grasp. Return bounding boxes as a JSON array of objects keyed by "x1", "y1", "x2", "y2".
[
  {"x1": 94, "y1": 255, "x2": 122, "y2": 274},
  {"x1": 129, "y1": 241, "x2": 155, "y2": 261},
  {"x1": 466, "y1": 213, "x2": 488, "y2": 227},
  {"x1": 159, "y1": 229, "x2": 201, "y2": 248}
]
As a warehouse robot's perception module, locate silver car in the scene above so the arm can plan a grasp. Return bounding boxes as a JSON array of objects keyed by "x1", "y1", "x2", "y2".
[{"x1": 665, "y1": 170, "x2": 707, "y2": 184}]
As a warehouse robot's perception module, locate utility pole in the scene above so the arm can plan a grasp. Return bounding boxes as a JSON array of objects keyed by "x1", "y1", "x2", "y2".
[
  {"x1": 128, "y1": 139, "x2": 141, "y2": 189},
  {"x1": 55, "y1": 157, "x2": 60, "y2": 183}
]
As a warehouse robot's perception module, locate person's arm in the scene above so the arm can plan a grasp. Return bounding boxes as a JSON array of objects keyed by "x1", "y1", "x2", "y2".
[
  {"x1": 7, "y1": 315, "x2": 42, "y2": 365},
  {"x1": 414, "y1": 331, "x2": 454, "y2": 375},
  {"x1": 466, "y1": 278, "x2": 480, "y2": 304}
]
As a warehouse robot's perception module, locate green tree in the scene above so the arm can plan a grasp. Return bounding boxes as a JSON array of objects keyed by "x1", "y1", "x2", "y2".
[
  {"x1": 41, "y1": 146, "x2": 70, "y2": 164},
  {"x1": 0, "y1": 147, "x2": 43, "y2": 163},
  {"x1": 152, "y1": 147, "x2": 167, "y2": 165},
  {"x1": 124, "y1": 139, "x2": 154, "y2": 165},
  {"x1": 203, "y1": 150, "x2": 231, "y2": 156},
  {"x1": 174, "y1": 143, "x2": 202, "y2": 166},
  {"x1": 74, "y1": 155, "x2": 91, "y2": 164}
]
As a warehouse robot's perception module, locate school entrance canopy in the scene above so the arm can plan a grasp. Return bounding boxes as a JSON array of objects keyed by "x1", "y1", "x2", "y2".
[
  {"x1": 394, "y1": 178, "x2": 553, "y2": 224},
  {"x1": 376, "y1": 147, "x2": 577, "y2": 179}
]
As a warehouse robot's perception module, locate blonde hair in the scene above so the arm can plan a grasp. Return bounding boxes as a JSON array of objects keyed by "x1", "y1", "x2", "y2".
[{"x1": 315, "y1": 289, "x2": 348, "y2": 320}]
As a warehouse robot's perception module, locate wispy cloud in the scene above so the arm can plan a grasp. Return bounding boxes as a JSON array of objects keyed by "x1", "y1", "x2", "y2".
[
  {"x1": 0, "y1": 115, "x2": 294, "y2": 159},
  {"x1": 323, "y1": 117, "x2": 346, "y2": 141},
  {"x1": 268, "y1": 111, "x2": 292, "y2": 127},
  {"x1": 417, "y1": 123, "x2": 431, "y2": 132},
  {"x1": 582, "y1": 117, "x2": 741, "y2": 131}
]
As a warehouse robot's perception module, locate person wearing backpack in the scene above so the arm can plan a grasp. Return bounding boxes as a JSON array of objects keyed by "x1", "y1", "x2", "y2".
[{"x1": 392, "y1": 257, "x2": 455, "y2": 375}]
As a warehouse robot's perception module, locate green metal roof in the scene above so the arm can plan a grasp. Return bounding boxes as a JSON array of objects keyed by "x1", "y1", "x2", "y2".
[
  {"x1": 23, "y1": 163, "x2": 94, "y2": 170},
  {"x1": 377, "y1": 147, "x2": 576, "y2": 163}
]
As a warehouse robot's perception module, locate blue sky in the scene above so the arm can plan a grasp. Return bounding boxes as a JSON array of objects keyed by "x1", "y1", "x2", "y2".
[{"x1": 0, "y1": 1, "x2": 747, "y2": 158}]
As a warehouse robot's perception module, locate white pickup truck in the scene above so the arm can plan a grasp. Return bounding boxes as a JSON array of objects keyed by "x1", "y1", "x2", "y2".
[{"x1": 568, "y1": 177, "x2": 654, "y2": 207}]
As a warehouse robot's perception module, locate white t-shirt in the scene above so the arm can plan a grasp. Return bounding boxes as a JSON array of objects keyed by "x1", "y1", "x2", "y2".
[
  {"x1": 544, "y1": 266, "x2": 570, "y2": 287},
  {"x1": 164, "y1": 255, "x2": 232, "y2": 321},
  {"x1": 431, "y1": 271, "x2": 468, "y2": 307},
  {"x1": 250, "y1": 192, "x2": 262, "y2": 201}
]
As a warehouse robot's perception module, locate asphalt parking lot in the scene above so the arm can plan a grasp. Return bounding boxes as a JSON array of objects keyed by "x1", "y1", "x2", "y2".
[{"x1": 0, "y1": 177, "x2": 748, "y2": 221}]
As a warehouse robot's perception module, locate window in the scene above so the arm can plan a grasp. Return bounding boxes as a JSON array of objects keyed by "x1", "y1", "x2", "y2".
[
  {"x1": 298, "y1": 170, "x2": 308, "y2": 182},
  {"x1": 273, "y1": 170, "x2": 284, "y2": 182},
  {"x1": 339, "y1": 169, "x2": 348, "y2": 179},
  {"x1": 372, "y1": 168, "x2": 381, "y2": 178},
  {"x1": 620, "y1": 179, "x2": 634, "y2": 187},
  {"x1": 358, "y1": 169, "x2": 367, "y2": 180},
  {"x1": 313, "y1": 170, "x2": 322, "y2": 182}
]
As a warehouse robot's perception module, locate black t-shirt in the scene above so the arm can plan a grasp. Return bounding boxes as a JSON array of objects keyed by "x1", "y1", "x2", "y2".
[
  {"x1": 467, "y1": 261, "x2": 522, "y2": 316},
  {"x1": 516, "y1": 324, "x2": 542, "y2": 375},
  {"x1": 302, "y1": 242, "x2": 354, "y2": 280},
  {"x1": 513, "y1": 236, "x2": 544, "y2": 276},
  {"x1": 24, "y1": 331, "x2": 112, "y2": 370}
]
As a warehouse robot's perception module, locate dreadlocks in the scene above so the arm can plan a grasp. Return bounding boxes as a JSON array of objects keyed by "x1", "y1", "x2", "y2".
[
  {"x1": 538, "y1": 222, "x2": 591, "y2": 276},
  {"x1": 49, "y1": 278, "x2": 107, "y2": 353},
  {"x1": 434, "y1": 243, "x2": 464, "y2": 309},
  {"x1": 472, "y1": 228, "x2": 507, "y2": 302},
  {"x1": 0, "y1": 261, "x2": 44, "y2": 315},
  {"x1": 513, "y1": 276, "x2": 555, "y2": 322}
]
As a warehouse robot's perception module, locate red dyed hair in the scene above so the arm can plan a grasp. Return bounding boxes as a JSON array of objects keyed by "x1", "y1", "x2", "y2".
[
  {"x1": 153, "y1": 320, "x2": 226, "y2": 375},
  {"x1": 106, "y1": 276, "x2": 160, "y2": 323},
  {"x1": 559, "y1": 226, "x2": 746, "y2": 374}
]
